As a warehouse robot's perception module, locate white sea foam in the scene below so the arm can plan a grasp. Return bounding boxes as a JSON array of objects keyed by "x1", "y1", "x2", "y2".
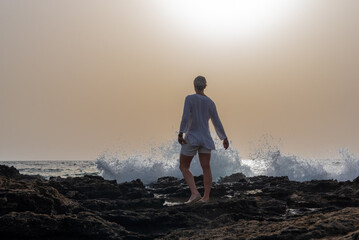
[
  {"x1": 96, "y1": 137, "x2": 252, "y2": 184},
  {"x1": 259, "y1": 150, "x2": 329, "y2": 181},
  {"x1": 96, "y1": 135, "x2": 359, "y2": 184},
  {"x1": 334, "y1": 148, "x2": 359, "y2": 181},
  {"x1": 245, "y1": 138, "x2": 359, "y2": 182}
]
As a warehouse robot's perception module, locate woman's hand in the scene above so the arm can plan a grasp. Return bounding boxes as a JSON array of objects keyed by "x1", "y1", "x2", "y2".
[
  {"x1": 223, "y1": 138, "x2": 229, "y2": 149},
  {"x1": 178, "y1": 133, "x2": 187, "y2": 145}
]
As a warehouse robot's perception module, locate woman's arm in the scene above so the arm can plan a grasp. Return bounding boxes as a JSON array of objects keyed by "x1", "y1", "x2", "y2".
[
  {"x1": 210, "y1": 102, "x2": 227, "y2": 140},
  {"x1": 178, "y1": 96, "x2": 191, "y2": 145},
  {"x1": 211, "y1": 102, "x2": 229, "y2": 149}
]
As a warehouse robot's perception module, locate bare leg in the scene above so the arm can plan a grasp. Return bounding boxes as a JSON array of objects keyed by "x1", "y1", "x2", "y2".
[
  {"x1": 198, "y1": 153, "x2": 212, "y2": 202},
  {"x1": 179, "y1": 154, "x2": 201, "y2": 201}
]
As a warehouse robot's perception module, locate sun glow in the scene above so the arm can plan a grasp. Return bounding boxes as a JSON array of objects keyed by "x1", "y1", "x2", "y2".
[{"x1": 159, "y1": 0, "x2": 300, "y2": 40}]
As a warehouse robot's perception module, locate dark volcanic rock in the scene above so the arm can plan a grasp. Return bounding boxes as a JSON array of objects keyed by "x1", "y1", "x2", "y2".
[
  {"x1": 219, "y1": 172, "x2": 247, "y2": 183},
  {"x1": 1, "y1": 164, "x2": 359, "y2": 239},
  {"x1": 0, "y1": 211, "x2": 138, "y2": 240},
  {"x1": 49, "y1": 176, "x2": 153, "y2": 200},
  {"x1": 0, "y1": 165, "x2": 20, "y2": 178}
]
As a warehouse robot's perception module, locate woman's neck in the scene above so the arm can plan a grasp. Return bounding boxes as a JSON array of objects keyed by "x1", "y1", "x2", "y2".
[{"x1": 195, "y1": 90, "x2": 205, "y2": 96}]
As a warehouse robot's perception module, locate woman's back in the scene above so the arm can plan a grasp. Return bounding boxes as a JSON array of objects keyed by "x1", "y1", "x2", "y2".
[
  {"x1": 180, "y1": 94, "x2": 226, "y2": 150},
  {"x1": 185, "y1": 94, "x2": 213, "y2": 130}
]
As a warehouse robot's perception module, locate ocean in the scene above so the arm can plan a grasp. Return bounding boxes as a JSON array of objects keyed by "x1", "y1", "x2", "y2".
[
  {"x1": 1, "y1": 138, "x2": 359, "y2": 184},
  {"x1": 0, "y1": 160, "x2": 100, "y2": 179}
]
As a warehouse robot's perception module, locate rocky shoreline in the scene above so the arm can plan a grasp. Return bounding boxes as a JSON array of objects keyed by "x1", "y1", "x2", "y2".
[{"x1": 1, "y1": 164, "x2": 359, "y2": 239}]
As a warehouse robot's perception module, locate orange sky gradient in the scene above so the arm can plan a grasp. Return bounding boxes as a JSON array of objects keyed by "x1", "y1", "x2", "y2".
[{"x1": 1, "y1": 0, "x2": 359, "y2": 160}]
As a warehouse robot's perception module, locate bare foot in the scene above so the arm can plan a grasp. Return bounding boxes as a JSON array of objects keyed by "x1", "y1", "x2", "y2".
[
  {"x1": 184, "y1": 193, "x2": 201, "y2": 204},
  {"x1": 198, "y1": 197, "x2": 209, "y2": 203}
]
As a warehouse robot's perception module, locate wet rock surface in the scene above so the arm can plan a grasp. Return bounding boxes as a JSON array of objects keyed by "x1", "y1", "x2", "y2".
[{"x1": 1, "y1": 164, "x2": 359, "y2": 239}]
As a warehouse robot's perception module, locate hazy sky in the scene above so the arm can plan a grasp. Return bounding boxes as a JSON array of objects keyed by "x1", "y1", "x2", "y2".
[{"x1": 1, "y1": 0, "x2": 359, "y2": 160}]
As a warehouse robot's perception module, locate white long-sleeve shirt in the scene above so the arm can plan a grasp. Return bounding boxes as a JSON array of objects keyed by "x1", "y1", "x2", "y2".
[{"x1": 179, "y1": 94, "x2": 227, "y2": 150}]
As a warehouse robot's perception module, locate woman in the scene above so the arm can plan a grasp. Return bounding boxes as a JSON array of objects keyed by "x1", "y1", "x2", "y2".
[{"x1": 178, "y1": 76, "x2": 229, "y2": 204}]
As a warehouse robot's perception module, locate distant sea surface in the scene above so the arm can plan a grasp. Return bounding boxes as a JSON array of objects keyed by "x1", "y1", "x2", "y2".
[{"x1": 0, "y1": 161, "x2": 100, "y2": 179}]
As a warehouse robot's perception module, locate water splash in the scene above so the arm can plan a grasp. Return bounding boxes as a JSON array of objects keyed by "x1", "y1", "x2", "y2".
[
  {"x1": 264, "y1": 150, "x2": 329, "y2": 181},
  {"x1": 248, "y1": 135, "x2": 359, "y2": 182},
  {"x1": 96, "y1": 136, "x2": 252, "y2": 184},
  {"x1": 96, "y1": 134, "x2": 359, "y2": 183},
  {"x1": 335, "y1": 148, "x2": 359, "y2": 181}
]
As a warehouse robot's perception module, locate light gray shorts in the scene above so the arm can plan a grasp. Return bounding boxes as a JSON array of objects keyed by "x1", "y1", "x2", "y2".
[{"x1": 180, "y1": 142, "x2": 211, "y2": 156}]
